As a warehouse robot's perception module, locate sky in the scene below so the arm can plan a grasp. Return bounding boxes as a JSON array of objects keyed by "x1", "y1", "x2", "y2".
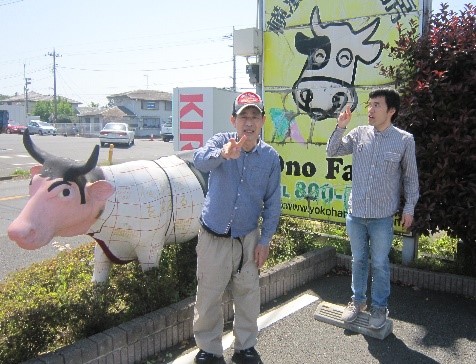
[{"x1": 0, "y1": 0, "x2": 469, "y2": 107}]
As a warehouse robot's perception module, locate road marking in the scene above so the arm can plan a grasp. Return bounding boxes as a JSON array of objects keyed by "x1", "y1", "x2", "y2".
[
  {"x1": 168, "y1": 293, "x2": 319, "y2": 364},
  {"x1": 0, "y1": 195, "x2": 29, "y2": 201},
  {"x1": 0, "y1": 155, "x2": 33, "y2": 159}
]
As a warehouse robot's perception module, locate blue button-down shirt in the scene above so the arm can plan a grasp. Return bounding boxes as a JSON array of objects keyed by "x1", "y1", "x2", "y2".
[
  {"x1": 327, "y1": 125, "x2": 419, "y2": 218},
  {"x1": 193, "y1": 132, "x2": 281, "y2": 245}
]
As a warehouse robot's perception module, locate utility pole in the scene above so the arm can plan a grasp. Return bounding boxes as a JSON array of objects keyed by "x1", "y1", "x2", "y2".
[
  {"x1": 256, "y1": 0, "x2": 263, "y2": 98},
  {"x1": 23, "y1": 64, "x2": 31, "y2": 117},
  {"x1": 47, "y1": 49, "x2": 61, "y2": 123},
  {"x1": 233, "y1": 53, "x2": 236, "y2": 91},
  {"x1": 232, "y1": 27, "x2": 236, "y2": 91},
  {"x1": 144, "y1": 74, "x2": 149, "y2": 89},
  {"x1": 224, "y1": 32, "x2": 236, "y2": 91}
]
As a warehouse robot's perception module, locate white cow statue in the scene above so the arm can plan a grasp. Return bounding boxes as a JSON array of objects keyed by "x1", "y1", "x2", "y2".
[{"x1": 7, "y1": 130, "x2": 206, "y2": 283}]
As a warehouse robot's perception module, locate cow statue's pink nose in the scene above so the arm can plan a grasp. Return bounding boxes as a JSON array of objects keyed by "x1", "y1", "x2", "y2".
[{"x1": 7, "y1": 220, "x2": 43, "y2": 250}]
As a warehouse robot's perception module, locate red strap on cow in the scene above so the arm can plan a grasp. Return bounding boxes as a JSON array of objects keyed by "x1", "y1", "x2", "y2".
[{"x1": 88, "y1": 233, "x2": 134, "y2": 265}]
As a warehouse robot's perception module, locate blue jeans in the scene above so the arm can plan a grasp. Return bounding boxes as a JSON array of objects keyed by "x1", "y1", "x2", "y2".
[{"x1": 346, "y1": 214, "x2": 394, "y2": 308}]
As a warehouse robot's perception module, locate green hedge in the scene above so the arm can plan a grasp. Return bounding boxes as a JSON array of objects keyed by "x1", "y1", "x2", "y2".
[{"x1": 0, "y1": 240, "x2": 197, "y2": 363}]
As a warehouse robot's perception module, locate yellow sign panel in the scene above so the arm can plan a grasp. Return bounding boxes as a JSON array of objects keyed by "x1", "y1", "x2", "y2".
[{"x1": 263, "y1": 0, "x2": 424, "y2": 233}]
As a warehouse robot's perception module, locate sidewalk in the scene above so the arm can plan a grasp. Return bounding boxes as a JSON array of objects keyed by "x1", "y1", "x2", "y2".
[{"x1": 232, "y1": 273, "x2": 475, "y2": 363}]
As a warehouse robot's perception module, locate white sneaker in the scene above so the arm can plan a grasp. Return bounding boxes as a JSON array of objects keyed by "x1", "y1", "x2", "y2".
[{"x1": 341, "y1": 301, "x2": 367, "y2": 323}]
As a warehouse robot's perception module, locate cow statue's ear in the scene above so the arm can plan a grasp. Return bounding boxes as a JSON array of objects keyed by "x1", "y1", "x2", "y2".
[
  {"x1": 87, "y1": 181, "x2": 115, "y2": 203},
  {"x1": 30, "y1": 165, "x2": 43, "y2": 177}
]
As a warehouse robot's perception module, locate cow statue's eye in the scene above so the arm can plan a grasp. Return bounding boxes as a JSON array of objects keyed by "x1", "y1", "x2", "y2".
[
  {"x1": 336, "y1": 48, "x2": 353, "y2": 68},
  {"x1": 58, "y1": 187, "x2": 72, "y2": 199},
  {"x1": 311, "y1": 48, "x2": 327, "y2": 67},
  {"x1": 47, "y1": 180, "x2": 75, "y2": 200}
]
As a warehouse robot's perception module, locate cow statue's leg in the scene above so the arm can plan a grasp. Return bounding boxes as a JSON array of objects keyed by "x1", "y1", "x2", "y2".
[
  {"x1": 135, "y1": 240, "x2": 166, "y2": 273},
  {"x1": 92, "y1": 244, "x2": 113, "y2": 283}
]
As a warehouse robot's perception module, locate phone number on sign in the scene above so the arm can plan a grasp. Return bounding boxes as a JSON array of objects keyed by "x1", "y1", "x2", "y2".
[{"x1": 281, "y1": 181, "x2": 351, "y2": 205}]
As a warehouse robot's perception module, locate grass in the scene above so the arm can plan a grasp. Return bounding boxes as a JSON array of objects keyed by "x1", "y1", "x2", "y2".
[
  {"x1": 0, "y1": 216, "x2": 467, "y2": 363},
  {"x1": 11, "y1": 168, "x2": 30, "y2": 178}
]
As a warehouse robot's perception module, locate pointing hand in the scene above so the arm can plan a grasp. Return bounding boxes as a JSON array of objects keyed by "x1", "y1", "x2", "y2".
[{"x1": 337, "y1": 105, "x2": 352, "y2": 128}]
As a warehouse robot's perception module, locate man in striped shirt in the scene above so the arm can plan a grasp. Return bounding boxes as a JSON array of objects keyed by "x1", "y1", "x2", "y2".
[{"x1": 327, "y1": 88, "x2": 419, "y2": 329}]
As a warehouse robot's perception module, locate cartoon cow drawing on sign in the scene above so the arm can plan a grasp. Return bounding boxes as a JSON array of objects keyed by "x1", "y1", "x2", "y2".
[
  {"x1": 292, "y1": 6, "x2": 383, "y2": 140},
  {"x1": 7, "y1": 131, "x2": 207, "y2": 283}
]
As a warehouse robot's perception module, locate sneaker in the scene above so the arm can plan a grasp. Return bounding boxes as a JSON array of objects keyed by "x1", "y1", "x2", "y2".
[
  {"x1": 231, "y1": 347, "x2": 263, "y2": 364},
  {"x1": 369, "y1": 307, "x2": 389, "y2": 329},
  {"x1": 341, "y1": 301, "x2": 367, "y2": 323},
  {"x1": 194, "y1": 349, "x2": 226, "y2": 364}
]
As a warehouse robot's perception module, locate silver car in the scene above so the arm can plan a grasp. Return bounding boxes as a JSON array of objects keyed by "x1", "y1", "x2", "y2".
[
  {"x1": 27, "y1": 121, "x2": 57, "y2": 136},
  {"x1": 99, "y1": 122, "x2": 135, "y2": 147}
]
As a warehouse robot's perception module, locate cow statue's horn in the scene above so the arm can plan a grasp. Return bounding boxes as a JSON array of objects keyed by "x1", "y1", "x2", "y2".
[
  {"x1": 23, "y1": 129, "x2": 100, "y2": 179},
  {"x1": 23, "y1": 129, "x2": 48, "y2": 164},
  {"x1": 66, "y1": 145, "x2": 100, "y2": 180}
]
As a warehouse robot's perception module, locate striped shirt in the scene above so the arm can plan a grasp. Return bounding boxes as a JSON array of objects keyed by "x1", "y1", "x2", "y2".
[
  {"x1": 326, "y1": 125, "x2": 419, "y2": 218},
  {"x1": 193, "y1": 132, "x2": 281, "y2": 245}
]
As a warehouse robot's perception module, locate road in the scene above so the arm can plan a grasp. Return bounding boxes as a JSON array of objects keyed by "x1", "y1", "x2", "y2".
[{"x1": 0, "y1": 134, "x2": 175, "y2": 281}]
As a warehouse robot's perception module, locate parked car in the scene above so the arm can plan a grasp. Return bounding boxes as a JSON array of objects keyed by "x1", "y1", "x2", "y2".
[
  {"x1": 161, "y1": 121, "x2": 174, "y2": 142},
  {"x1": 99, "y1": 122, "x2": 135, "y2": 147},
  {"x1": 6, "y1": 122, "x2": 27, "y2": 134},
  {"x1": 27, "y1": 121, "x2": 57, "y2": 136}
]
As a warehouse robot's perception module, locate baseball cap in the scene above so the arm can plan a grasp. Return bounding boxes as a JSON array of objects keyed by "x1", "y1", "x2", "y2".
[{"x1": 233, "y1": 92, "x2": 264, "y2": 115}]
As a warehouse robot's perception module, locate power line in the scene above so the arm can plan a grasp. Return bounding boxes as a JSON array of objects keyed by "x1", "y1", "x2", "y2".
[
  {"x1": 0, "y1": 0, "x2": 23, "y2": 7},
  {"x1": 59, "y1": 59, "x2": 232, "y2": 73}
]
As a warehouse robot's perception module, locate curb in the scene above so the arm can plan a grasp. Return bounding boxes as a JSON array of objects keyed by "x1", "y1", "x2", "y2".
[{"x1": 336, "y1": 254, "x2": 476, "y2": 298}]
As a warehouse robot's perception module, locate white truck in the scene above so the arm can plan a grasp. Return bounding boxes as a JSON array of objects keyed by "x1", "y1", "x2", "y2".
[{"x1": 161, "y1": 118, "x2": 173, "y2": 142}]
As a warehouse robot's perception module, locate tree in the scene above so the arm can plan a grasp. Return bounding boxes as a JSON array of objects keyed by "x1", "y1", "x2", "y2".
[
  {"x1": 32, "y1": 100, "x2": 53, "y2": 122},
  {"x1": 33, "y1": 98, "x2": 76, "y2": 123},
  {"x1": 380, "y1": 3, "x2": 476, "y2": 274},
  {"x1": 57, "y1": 98, "x2": 74, "y2": 116},
  {"x1": 56, "y1": 98, "x2": 76, "y2": 123}
]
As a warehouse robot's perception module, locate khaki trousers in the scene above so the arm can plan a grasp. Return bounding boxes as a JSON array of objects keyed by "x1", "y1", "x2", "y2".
[{"x1": 193, "y1": 227, "x2": 260, "y2": 356}]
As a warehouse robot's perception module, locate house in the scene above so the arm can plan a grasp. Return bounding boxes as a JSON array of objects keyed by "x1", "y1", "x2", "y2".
[
  {"x1": 0, "y1": 91, "x2": 81, "y2": 124},
  {"x1": 104, "y1": 89, "x2": 172, "y2": 137},
  {"x1": 0, "y1": 91, "x2": 81, "y2": 112}
]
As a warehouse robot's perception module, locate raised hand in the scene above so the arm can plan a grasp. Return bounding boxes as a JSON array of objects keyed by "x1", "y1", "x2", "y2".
[
  {"x1": 221, "y1": 135, "x2": 248, "y2": 160},
  {"x1": 337, "y1": 105, "x2": 352, "y2": 129}
]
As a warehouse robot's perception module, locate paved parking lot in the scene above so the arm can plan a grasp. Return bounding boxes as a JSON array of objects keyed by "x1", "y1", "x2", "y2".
[{"x1": 163, "y1": 272, "x2": 476, "y2": 364}]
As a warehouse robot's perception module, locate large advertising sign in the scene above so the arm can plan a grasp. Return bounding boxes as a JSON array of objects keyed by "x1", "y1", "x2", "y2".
[
  {"x1": 172, "y1": 87, "x2": 239, "y2": 151},
  {"x1": 262, "y1": 0, "x2": 429, "y2": 231}
]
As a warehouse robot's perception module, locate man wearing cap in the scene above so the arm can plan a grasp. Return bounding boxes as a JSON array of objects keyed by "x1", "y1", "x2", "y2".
[{"x1": 192, "y1": 92, "x2": 281, "y2": 364}]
